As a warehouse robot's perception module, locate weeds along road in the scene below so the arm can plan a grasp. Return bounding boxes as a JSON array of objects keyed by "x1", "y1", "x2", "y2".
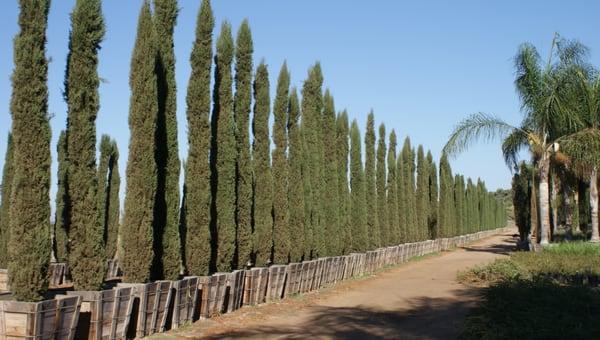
[{"x1": 154, "y1": 228, "x2": 518, "y2": 340}]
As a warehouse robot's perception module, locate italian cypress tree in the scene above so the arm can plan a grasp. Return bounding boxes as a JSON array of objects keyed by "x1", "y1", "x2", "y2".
[
  {"x1": 454, "y1": 175, "x2": 465, "y2": 235},
  {"x1": 54, "y1": 131, "x2": 69, "y2": 261},
  {"x1": 233, "y1": 20, "x2": 253, "y2": 268},
  {"x1": 272, "y1": 63, "x2": 291, "y2": 264},
  {"x1": 301, "y1": 124, "x2": 314, "y2": 258},
  {"x1": 364, "y1": 112, "x2": 379, "y2": 249},
  {"x1": 466, "y1": 178, "x2": 475, "y2": 233},
  {"x1": 427, "y1": 151, "x2": 438, "y2": 239},
  {"x1": 252, "y1": 62, "x2": 273, "y2": 266},
  {"x1": 184, "y1": 0, "x2": 213, "y2": 276},
  {"x1": 376, "y1": 124, "x2": 388, "y2": 247},
  {"x1": 396, "y1": 143, "x2": 406, "y2": 243},
  {"x1": 106, "y1": 140, "x2": 120, "y2": 260},
  {"x1": 438, "y1": 154, "x2": 454, "y2": 237},
  {"x1": 9, "y1": 0, "x2": 52, "y2": 301},
  {"x1": 401, "y1": 138, "x2": 416, "y2": 241},
  {"x1": 387, "y1": 130, "x2": 399, "y2": 245},
  {"x1": 121, "y1": 2, "x2": 158, "y2": 283},
  {"x1": 336, "y1": 111, "x2": 352, "y2": 254},
  {"x1": 98, "y1": 135, "x2": 111, "y2": 257},
  {"x1": 153, "y1": 0, "x2": 181, "y2": 281},
  {"x1": 64, "y1": 0, "x2": 106, "y2": 291},
  {"x1": 350, "y1": 120, "x2": 367, "y2": 252},
  {"x1": 301, "y1": 64, "x2": 325, "y2": 257},
  {"x1": 415, "y1": 145, "x2": 429, "y2": 241},
  {"x1": 287, "y1": 89, "x2": 305, "y2": 262},
  {"x1": 322, "y1": 90, "x2": 340, "y2": 256},
  {"x1": 211, "y1": 21, "x2": 236, "y2": 272},
  {"x1": 0, "y1": 133, "x2": 14, "y2": 268}
]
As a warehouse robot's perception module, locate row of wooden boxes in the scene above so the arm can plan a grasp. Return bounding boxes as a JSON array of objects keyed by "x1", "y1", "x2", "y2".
[{"x1": 0, "y1": 226, "x2": 511, "y2": 339}]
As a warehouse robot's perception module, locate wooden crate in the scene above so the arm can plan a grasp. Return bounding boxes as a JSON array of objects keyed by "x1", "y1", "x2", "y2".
[
  {"x1": 171, "y1": 277, "x2": 199, "y2": 329},
  {"x1": 299, "y1": 261, "x2": 316, "y2": 293},
  {"x1": 48, "y1": 262, "x2": 70, "y2": 288},
  {"x1": 283, "y1": 263, "x2": 302, "y2": 298},
  {"x1": 266, "y1": 265, "x2": 286, "y2": 302},
  {"x1": 118, "y1": 281, "x2": 173, "y2": 338},
  {"x1": 0, "y1": 295, "x2": 81, "y2": 340},
  {"x1": 67, "y1": 287, "x2": 134, "y2": 340},
  {"x1": 226, "y1": 270, "x2": 245, "y2": 313},
  {"x1": 242, "y1": 268, "x2": 268, "y2": 306},
  {"x1": 311, "y1": 259, "x2": 325, "y2": 291},
  {"x1": 0, "y1": 269, "x2": 8, "y2": 292},
  {"x1": 199, "y1": 273, "x2": 228, "y2": 318}
]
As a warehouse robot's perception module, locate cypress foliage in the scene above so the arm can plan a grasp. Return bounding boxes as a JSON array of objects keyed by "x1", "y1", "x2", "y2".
[
  {"x1": 153, "y1": 0, "x2": 181, "y2": 281},
  {"x1": 387, "y1": 131, "x2": 399, "y2": 245},
  {"x1": 376, "y1": 124, "x2": 388, "y2": 247},
  {"x1": 349, "y1": 120, "x2": 367, "y2": 252},
  {"x1": 9, "y1": 0, "x2": 52, "y2": 301},
  {"x1": 466, "y1": 178, "x2": 476, "y2": 233},
  {"x1": 0, "y1": 133, "x2": 14, "y2": 268},
  {"x1": 336, "y1": 111, "x2": 352, "y2": 254},
  {"x1": 184, "y1": 0, "x2": 213, "y2": 276},
  {"x1": 322, "y1": 90, "x2": 341, "y2": 256},
  {"x1": 233, "y1": 20, "x2": 253, "y2": 268},
  {"x1": 287, "y1": 89, "x2": 305, "y2": 262},
  {"x1": 401, "y1": 138, "x2": 416, "y2": 241},
  {"x1": 64, "y1": 0, "x2": 106, "y2": 291},
  {"x1": 211, "y1": 21, "x2": 236, "y2": 272},
  {"x1": 415, "y1": 145, "x2": 429, "y2": 241},
  {"x1": 272, "y1": 63, "x2": 291, "y2": 264},
  {"x1": 301, "y1": 124, "x2": 314, "y2": 258},
  {"x1": 301, "y1": 64, "x2": 325, "y2": 257},
  {"x1": 252, "y1": 62, "x2": 273, "y2": 266},
  {"x1": 454, "y1": 175, "x2": 465, "y2": 235},
  {"x1": 396, "y1": 143, "x2": 406, "y2": 243},
  {"x1": 98, "y1": 135, "x2": 111, "y2": 258},
  {"x1": 438, "y1": 154, "x2": 454, "y2": 237},
  {"x1": 54, "y1": 131, "x2": 69, "y2": 261},
  {"x1": 364, "y1": 112, "x2": 379, "y2": 248},
  {"x1": 106, "y1": 140, "x2": 120, "y2": 260},
  {"x1": 427, "y1": 151, "x2": 438, "y2": 239},
  {"x1": 121, "y1": 2, "x2": 158, "y2": 283}
]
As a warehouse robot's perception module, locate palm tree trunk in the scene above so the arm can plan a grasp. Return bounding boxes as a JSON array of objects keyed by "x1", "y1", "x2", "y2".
[
  {"x1": 539, "y1": 155, "x2": 551, "y2": 245},
  {"x1": 590, "y1": 169, "x2": 599, "y2": 242},
  {"x1": 551, "y1": 175, "x2": 559, "y2": 236},
  {"x1": 530, "y1": 172, "x2": 538, "y2": 244}
]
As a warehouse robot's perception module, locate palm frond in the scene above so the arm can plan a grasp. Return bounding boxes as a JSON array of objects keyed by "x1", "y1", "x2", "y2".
[
  {"x1": 443, "y1": 112, "x2": 518, "y2": 157},
  {"x1": 514, "y1": 43, "x2": 542, "y2": 116},
  {"x1": 558, "y1": 128, "x2": 600, "y2": 178},
  {"x1": 502, "y1": 129, "x2": 529, "y2": 170}
]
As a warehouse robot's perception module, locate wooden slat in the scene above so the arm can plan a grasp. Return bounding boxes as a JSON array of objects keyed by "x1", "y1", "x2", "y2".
[
  {"x1": 172, "y1": 277, "x2": 199, "y2": 329},
  {"x1": 226, "y1": 270, "x2": 245, "y2": 313},
  {"x1": 266, "y1": 265, "x2": 286, "y2": 302}
]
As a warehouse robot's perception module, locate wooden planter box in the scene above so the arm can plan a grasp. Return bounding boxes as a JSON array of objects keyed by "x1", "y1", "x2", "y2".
[
  {"x1": 118, "y1": 281, "x2": 173, "y2": 338},
  {"x1": 171, "y1": 277, "x2": 199, "y2": 329},
  {"x1": 66, "y1": 287, "x2": 134, "y2": 340},
  {"x1": 225, "y1": 270, "x2": 245, "y2": 313},
  {"x1": 283, "y1": 263, "x2": 302, "y2": 298},
  {"x1": 198, "y1": 273, "x2": 228, "y2": 318},
  {"x1": 0, "y1": 295, "x2": 81, "y2": 340},
  {"x1": 0, "y1": 269, "x2": 8, "y2": 293},
  {"x1": 242, "y1": 268, "x2": 268, "y2": 306},
  {"x1": 48, "y1": 262, "x2": 71, "y2": 288},
  {"x1": 265, "y1": 265, "x2": 286, "y2": 303}
]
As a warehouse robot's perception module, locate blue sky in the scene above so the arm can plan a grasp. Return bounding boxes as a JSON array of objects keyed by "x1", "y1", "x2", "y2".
[{"x1": 1, "y1": 0, "x2": 599, "y2": 207}]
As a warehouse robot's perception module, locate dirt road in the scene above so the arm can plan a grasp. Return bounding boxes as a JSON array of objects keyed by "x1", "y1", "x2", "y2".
[{"x1": 158, "y1": 229, "x2": 517, "y2": 340}]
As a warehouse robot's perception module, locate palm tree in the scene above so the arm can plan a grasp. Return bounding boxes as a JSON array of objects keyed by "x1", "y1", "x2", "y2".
[{"x1": 443, "y1": 35, "x2": 587, "y2": 245}]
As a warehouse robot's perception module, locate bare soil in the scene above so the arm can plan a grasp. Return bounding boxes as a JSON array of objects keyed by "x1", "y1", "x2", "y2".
[{"x1": 153, "y1": 229, "x2": 518, "y2": 340}]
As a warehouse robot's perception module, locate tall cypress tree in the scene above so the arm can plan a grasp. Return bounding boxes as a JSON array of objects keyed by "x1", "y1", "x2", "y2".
[
  {"x1": 98, "y1": 135, "x2": 112, "y2": 258},
  {"x1": 301, "y1": 64, "x2": 324, "y2": 257},
  {"x1": 364, "y1": 112, "x2": 378, "y2": 249},
  {"x1": 336, "y1": 111, "x2": 352, "y2": 254},
  {"x1": 350, "y1": 120, "x2": 367, "y2": 252},
  {"x1": 322, "y1": 90, "x2": 341, "y2": 256},
  {"x1": 153, "y1": 0, "x2": 181, "y2": 281},
  {"x1": 54, "y1": 131, "x2": 69, "y2": 262},
  {"x1": 287, "y1": 88, "x2": 305, "y2": 262},
  {"x1": 211, "y1": 21, "x2": 236, "y2": 272},
  {"x1": 252, "y1": 62, "x2": 273, "y2": 266},
  {"x1": 396, "y1": 142, "x2": 406, "y2": 243},
  {"x1": 184, "y1": 0, "x2": 213, "y2": 276},
  {"x1": 427, "y1": 151, "x2": 438, "y2": 239},
  {"x1": 401, "y1": 137, "x2": 416, "y2": 241},
  {"x1": 121, "y1": 1, "x2": 158, "y2": 283},
  {"x1": 106, "y1": 140, "x2": 120, "y2": 260},
  {"x1": 454, "y1": 175, "x2": 465, "y2": 236},
  {"x1": 0, "y1": 133, "x2": 14, "y2": 268},
  {"x1": 9, "y1": 0, "x2": 52, "y2": 301},
  {"x1": 233, "y1": 20, "x2": 253, "y2": 268},
  {"x1": 438, "y1": 154, "x2": 454, "y2": 237},
  {"x1": 272, "y1": 63, "x2": 290, "y2": 264},
  {"x1": 64, "y1": 0, "x2": 106, "y2": 291},
  {"x1": 387, "y1": 130, "x2": 399, "y2": 245},
  {"x1": 415, "y1": 145, "x2": 429, "y2": 241},
  {"x1": 376, "y1": 124, "x2": 388, "y2": 247}
]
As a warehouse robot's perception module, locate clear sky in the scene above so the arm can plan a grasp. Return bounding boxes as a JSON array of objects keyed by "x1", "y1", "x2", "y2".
[{"x1": 1, "y1": 0, "x2": 599, "y2": 208}]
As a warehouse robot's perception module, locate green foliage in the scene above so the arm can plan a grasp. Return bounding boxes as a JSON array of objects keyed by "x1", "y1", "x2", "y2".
[
  {"x1": 350, "y1": 120, "x2": 367, "y2": 252},
  {"x1": 336, "y1": 111, "x2": 352, "y2": 254},
  {"x1": 0, "y1": 133, "x2": 14, "y2": 268},
  {"x1": 387, "y1": 131, "x2": 400, "y2": 245},
  {"x1": 438, "y1": 154, "x2": 454, "y2": 237},
  {"x1": 401, "y1": 137, "x2": 416, "y2": 241},
  {"x1": 98, "y1": 135, "x2": 120, "y2": 260},
  {"x1": 211, "y1": 21, "x2": 236, "y2": 272},
  {"x1": 287, "y1": 89, "x2": 305, "y2": 262},
  {"x1": 364, "y1": 112, "x2": 379, "y2": 249},
  {"x1": 121, "y1": 1, "x2": 158, "y2": 283},
  {"x1": 54, "y1": 131, "x2": 69, "y2": 262},
  {"x1": 322, "y1": 90, "x2": 340, "y2": 256},
  {"x1": 153, "y1": 0, "x2": 181, "y2": 281},
  {"x1": 415, "y1": 145, "x2": 429, "y2": 241},
  {"x1": 9, "y1": 0, "x2": 52, "y2": 301},
  {"x1": 272, "y1": 63, "x2": 290, "y2": 264},
  {"x1": 512, "y1": 162, "x2": 532, "y2": 241},
  {"x1": 252, "y1": 62, "x2": 273, "y2": 266},
  {"x1": 427, "y1": 152, "x2": 438, "y2": 238},
  {"x1": 233, "y1": 19, "x2": 253, "y2": 268},
  {"x1": 376, "y1": 124, "x2": 388, "y2": 247},
  {"x1": 454, "y1": 175, "x2": 465, "y2": 236}
]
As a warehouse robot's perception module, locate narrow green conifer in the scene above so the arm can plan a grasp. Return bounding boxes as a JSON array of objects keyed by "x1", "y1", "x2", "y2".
[
  {"x1": 350, "y1": 120, "x2": 367, "y2": 252},
  {"x1": 322, "y1": 91, "x2": 341, "y2": 256},
  {"x1": 54, "y1": 131, "x2": 69, "y2": 261},
  {"x1": 376, "y1": 124, "x2": 388, "y2": 246},
  {"x1": 387, "y1": 131, "x2": 400, "y2": 245},
  {"x1": 365, "y1": 112, "x2": 379, "y2": 249},
  {"x1": 427, "y1": 151, "x2": 438, "y2": 239},
  {"x1": 287, "y1": 89, "x2": 305, "y2": 262},
  {"x1": 0, "y1": 134, "x2": 14, "y2": 267},
  {"x1": 415, "y1": 145, "x2": 429, "y2": 241},
  {"x1": 336, "y1": 111, "x2": 352, "y2": 254}
]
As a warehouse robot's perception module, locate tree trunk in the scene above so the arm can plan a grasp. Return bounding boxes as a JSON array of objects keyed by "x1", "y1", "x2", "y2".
[
  {"x1": 573, "y1": 186, "x2": 580, "y2": 233},
  {"x1": 538, "y1": 156, "x2": 551, "y2": 245},
  {"x1": 590, "y1": 169, "x2": 599, "y2": 242},
  {"x1": 551, "y1": 175, "x2": 559, "y2": 236},
  {"x1": 529, "y1": 173, "x2": 538, "y2": 244}
]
